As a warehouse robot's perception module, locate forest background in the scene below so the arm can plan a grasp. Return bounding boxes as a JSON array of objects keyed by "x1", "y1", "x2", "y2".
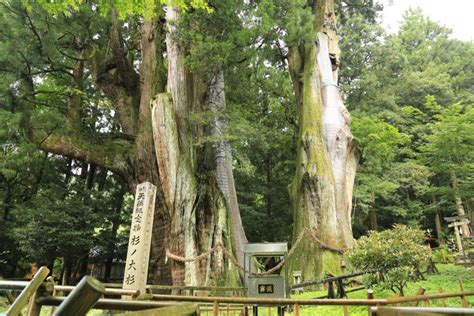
[{"x1": 0, "y1": 0, "x2": 472, "y2": 284}]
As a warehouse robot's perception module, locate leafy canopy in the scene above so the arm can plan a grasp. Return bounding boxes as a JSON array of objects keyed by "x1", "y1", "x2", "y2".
[{"x1": 24, "y1": 0, "x2": 211, "y2": 18}]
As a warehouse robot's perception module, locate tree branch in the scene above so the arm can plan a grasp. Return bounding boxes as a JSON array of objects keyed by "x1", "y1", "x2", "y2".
[
  {"x1": 30, "y1": 131, "x2": 131, "y2": 178},
  {"x1": 109, "y1": 10, "x2": 139, "y2": 94}
]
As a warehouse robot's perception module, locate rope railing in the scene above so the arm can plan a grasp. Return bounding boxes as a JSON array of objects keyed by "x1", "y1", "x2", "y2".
[{"x1": 165, "y1": 227, "x2": 350, "y2": 275}]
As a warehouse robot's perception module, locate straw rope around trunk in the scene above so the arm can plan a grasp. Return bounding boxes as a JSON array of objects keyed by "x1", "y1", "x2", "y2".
[{"x1": 165, "y1": 228, "x2": 350, "y2": 275}]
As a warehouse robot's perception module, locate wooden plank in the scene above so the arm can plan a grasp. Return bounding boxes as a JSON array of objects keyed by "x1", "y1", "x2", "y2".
[
  {"x1": 116, "y1": 303, "x2": 198, "y2": 316},
  {"x1": 31, "y1": 290, "x2": 474, "y2": 309},
  {"x1": 54, "y1": 276, "x2": 105, "y2": 315},
  {"x1": 373, "y1": 306, "x2": 474, "y2": 315},
  {"x1": 26, "y1": 289, "x2": 40, "y2": 316},
  {"x1": 148, "y1": 285, "x2": 246, "y2": 292},
  {"x1": 36, "y1": 296, "x2": 177, "y2": 310},
  {"x1": 289, "y1": 269, "x2": 379, "y2": 290},
  {"x1": 445, "y1": 215, "x2": 469, "y2": 222},
  {"x1": 6, "y1": 266, "x2": 50, "y2": 316},
  {"x1": 448, "y1": 219, "x2": 470, "y2": 227}
]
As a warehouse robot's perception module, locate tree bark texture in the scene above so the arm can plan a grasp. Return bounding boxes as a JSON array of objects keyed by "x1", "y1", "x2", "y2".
[
  {"x1": 207, "y1": 70, "x2": 248, "y2": 271},
  {"x1": 287, "y1": 0, "x2": 356, "y2": 281},
  {"x1": 149, "y1": 7, "x2": 243, "y2": 286},
  {"x1": 434, "y1": 211, "x2": 444, "y2": 245}
]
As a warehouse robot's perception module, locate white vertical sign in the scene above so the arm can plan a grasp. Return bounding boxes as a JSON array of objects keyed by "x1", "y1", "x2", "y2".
[{"x1": 123, "y1": 182, "x2": 157, "y2": 296}]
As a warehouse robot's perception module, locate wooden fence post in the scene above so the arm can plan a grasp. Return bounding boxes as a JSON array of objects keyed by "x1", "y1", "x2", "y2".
[
  {"x1": 54, "y1": 276, "x2": 105, "y2": 315},
  {"x1": 337, "y1": 279, "x2": 347, "y2": 298},
  {"x1": 412, "y1": 287, "x2": 425, "y2": 307},
  {"x1": 27, "y1": 276, "x2": 55, "y2": 316},
  {"x1": 367, "y1": 289, "x2": 374, "y2": 316},
  {"x1": 328, "y1": 281, "x2": 335, "y2": 299},
  {"x1": 438, "y1": 288, "x2": 447, "y2": 307},
  {"x1": 293, "y1": 303, "x2": 299, "y2": 316},
  {"x1": 6, "y1": 266, "x2": 50, "y2": 316},
  {"x1": 458, "y1": 278, "x2": 468, "y2": 308},
  {"x1": 343, "y1": 305, "x2": 349, "y2": 316}
]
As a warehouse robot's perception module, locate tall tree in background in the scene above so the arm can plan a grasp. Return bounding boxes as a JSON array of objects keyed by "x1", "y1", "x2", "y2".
[
  {"x1": 423, "y1": 106, "x2": 474, "y2": 236},
  {"x1": 344, "y1": 8, "x2": 473, "y2": 236}
]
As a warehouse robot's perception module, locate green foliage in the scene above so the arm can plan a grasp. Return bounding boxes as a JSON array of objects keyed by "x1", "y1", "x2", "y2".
[
  {"x1": 292, "y1": 264, "x2": 474, "y2": 315},
  {"x1": 347, "y1": 225, "x2": 431, "y2": 295},
  {"x1": 344, "y1": 7, "x2": 474, "y2": 235},
  {"x1": 431, "y1": 245, "x2": 454, "y2": 263},
  {"x1": 228, "y1": 62, "x2": 296, "y2": 242},
  {"x1": 423, "y1": 105, "x2": 474, "y2": 175},
  {"x1": 0, "y1": 0, "x2": 472, "y2": 285},
  {"x1": 352, "y1": 116, "x2": 409, "y2": 171},
  {"x1": 14, "y1": 188, "x2": 97, "y2": 262},
  {"x1": 25, "y1": 0, "x2": 211, "y2": 18}
]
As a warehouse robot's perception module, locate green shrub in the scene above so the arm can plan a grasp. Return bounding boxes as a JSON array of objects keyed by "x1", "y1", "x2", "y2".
[
  {"x1": 432, "y1": 245, "x2": 454, "y2": 263},
  {"x1": 347, "y1": 225, "x2": 431, "y2": 296}
]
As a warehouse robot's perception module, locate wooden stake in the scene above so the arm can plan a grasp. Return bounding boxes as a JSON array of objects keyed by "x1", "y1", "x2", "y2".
[
  {"x1": 343, "y1": 305, "x2": 349, "y2": 316},
  {"x1": 458, "y1": 278, "x2": 468, "y2": 308},
  {"x1": 213, "y1": 300, "x2": 219, "y2": 316},
  {"x1": 438, "y1": 288, "x2": 447, "y2": 307},
  {"x1": 293, "y1": 303, "x2": 299, "y2": 316},
  {"x1": 412, "y1": 287, "x2": 425, "y2": 307},
  {"x1": 6, "y1": 266, "x2": 50, "y2": 316},
  {"x1": 54, "y1": 276, "x2": 105, "y2": 315},
  {"x1": 367, "y1": 289, "x2": 374, "y2": 316}
]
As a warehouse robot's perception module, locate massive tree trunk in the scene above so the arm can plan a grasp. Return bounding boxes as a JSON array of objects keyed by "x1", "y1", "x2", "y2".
[
  {"x1": 150, "y1": 7, "x2": 243, "y2": 286},
  {"x1": 287, "y1": 0, "x2": 356, "y2": 281}
]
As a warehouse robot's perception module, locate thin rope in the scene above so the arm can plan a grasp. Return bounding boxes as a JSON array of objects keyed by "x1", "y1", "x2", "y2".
[{"x1": 164, "y1": 228, "x2": 349, "y2": 275}]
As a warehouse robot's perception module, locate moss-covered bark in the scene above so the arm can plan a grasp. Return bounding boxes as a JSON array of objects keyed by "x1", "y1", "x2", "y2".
[
  {"x1": 287, "y1": 0, "x2": 356, "y2": 282},
  {"x1": 151, "y1": 93, "x2": 241, "y2": 287},
  {"x1": 146, "y1": 7, "x2": 244, "y2": 287}
]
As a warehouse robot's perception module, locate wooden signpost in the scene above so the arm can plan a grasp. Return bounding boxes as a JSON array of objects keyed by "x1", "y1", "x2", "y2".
[
  {"x1": 445, "y1": 216, "x2": 470, "y2": 255},
  {"x1": 123, "y1": 182, "x2": 157, "y2": 297}
]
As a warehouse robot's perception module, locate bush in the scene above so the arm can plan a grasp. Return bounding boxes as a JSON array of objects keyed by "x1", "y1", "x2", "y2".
[
  {"x1": 432, "y1": 245, "x2": 454, "y2": 263},
  {"x1": 347, "y1": 225, "x2": 431, "y2": 296}
]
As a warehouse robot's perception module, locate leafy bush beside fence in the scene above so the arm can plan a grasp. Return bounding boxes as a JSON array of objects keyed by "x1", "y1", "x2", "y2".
[{"x1": 347, "y1": 225, "x2": 432, "y2": 296}]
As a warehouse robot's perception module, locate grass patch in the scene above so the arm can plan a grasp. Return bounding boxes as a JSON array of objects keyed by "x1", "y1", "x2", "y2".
[{"x1": 284, "y1": 264, "x2": 473, "y2": 316}]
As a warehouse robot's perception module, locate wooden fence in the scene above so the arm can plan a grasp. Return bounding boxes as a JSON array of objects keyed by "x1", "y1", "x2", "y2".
[{"x1": 1, "y1": 269, "x2": 473, "y2": 315}]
